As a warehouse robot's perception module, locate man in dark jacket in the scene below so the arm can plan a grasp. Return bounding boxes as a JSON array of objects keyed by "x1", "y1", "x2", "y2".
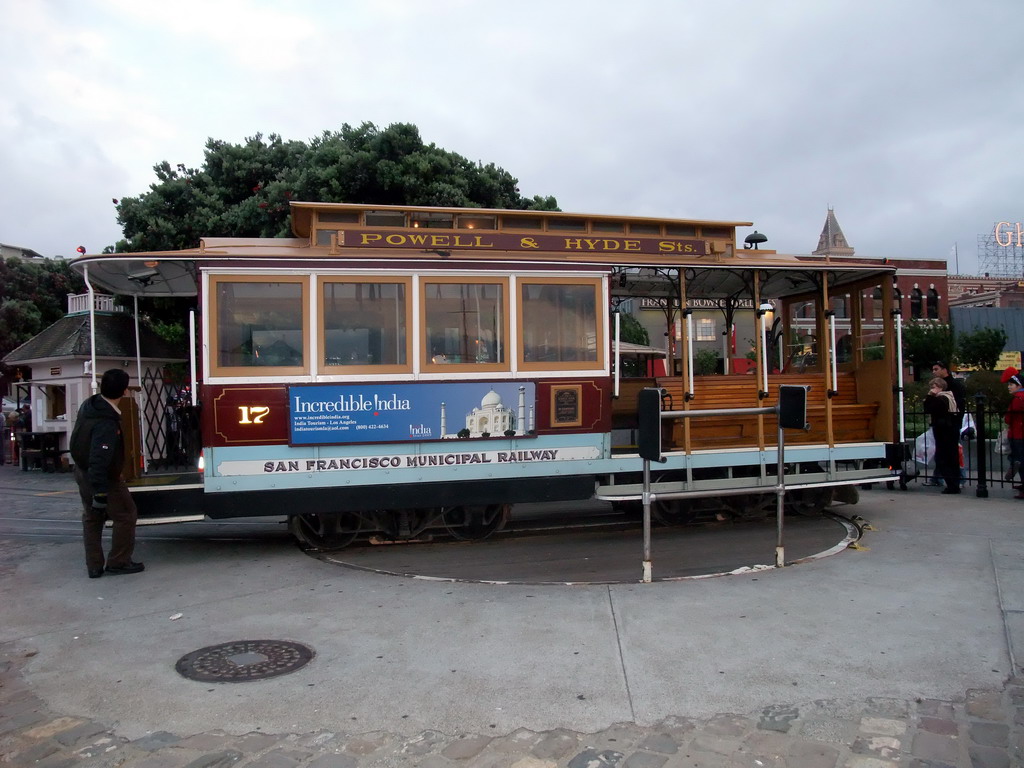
[
  {"x1": 932, "y1": 361, "x2": 966, "y2": 429},
  {"x1": 69, "y1": 369, "x2": 144, "y2": 578}
]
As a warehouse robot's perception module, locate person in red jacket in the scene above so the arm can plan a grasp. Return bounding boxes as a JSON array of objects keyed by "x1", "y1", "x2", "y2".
[{"x1": 1003, "y1": 368, "x2": 1024, "y2": 499}]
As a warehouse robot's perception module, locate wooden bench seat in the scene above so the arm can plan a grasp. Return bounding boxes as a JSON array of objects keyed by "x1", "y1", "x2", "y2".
[
  {"x1": 651, "y1": 372, "x2": 879, "y2": 449},
  {"x1": 611, "y1": 377, "x2": 658, "y2": 428}
]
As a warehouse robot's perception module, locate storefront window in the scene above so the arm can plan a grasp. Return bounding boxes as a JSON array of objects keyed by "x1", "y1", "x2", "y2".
[
  {"x1": 519, "y1": 279, "x2": 602, "y2": 370},
  {"x1": 422, "y1": 280, "x2": 507, "y2": 370},
  {"x1": 211, "y1": 278, "x2": 306, "y2": 374},
  {"x1": 321, "y1": 279, "x2": 409, "y2": 370}
]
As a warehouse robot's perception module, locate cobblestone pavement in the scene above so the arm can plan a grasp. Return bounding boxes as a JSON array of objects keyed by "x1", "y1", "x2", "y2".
[{"x1": 2, "y1": 643, "x2": 1022, "y2": 768}]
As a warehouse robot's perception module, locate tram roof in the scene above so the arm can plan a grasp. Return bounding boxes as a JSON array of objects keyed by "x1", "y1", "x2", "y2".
[
  {"x1": 71, "y1": 244, "x2": 896, "y2": 302},
  {"x1": 287, "y1": 201, "x2": 755, "y2": 239},
  {"x1": 70, "y1": 202, "x2": 895, "y2": 299},
  {"x1": 611, "y1": 256, "x2": 897, "y2": 302}
]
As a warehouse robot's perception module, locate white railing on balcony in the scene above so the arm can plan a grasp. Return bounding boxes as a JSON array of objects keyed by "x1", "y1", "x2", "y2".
[{"x1": 67, "y1": 293, "x2": 124, "y2": 315}]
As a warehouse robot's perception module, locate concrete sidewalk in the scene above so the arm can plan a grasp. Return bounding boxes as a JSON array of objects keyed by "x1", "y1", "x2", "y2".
[{"x1": 1, "y1": 462, "x2": 1023, "y2": 767}]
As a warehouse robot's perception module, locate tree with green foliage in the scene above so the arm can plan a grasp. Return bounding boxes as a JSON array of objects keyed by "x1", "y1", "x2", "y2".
[
  {"x1": 114, "y1": 122, "x2": 559, "y2": 253},
  {"x1": 965, "y1": 369, "x2": 1011, "y2": 415},
  {"x1": 955, "y1": 327, "x2": 1007, "y2": 372},
  {"x1": 111, "y1": 122, "x2": 560, "y2": 340},
  {"x1": 0, "y1": 257, "x2": 85, "y2": 361},
  {"x1": 615, "y1": 312, "x2": 653, "y2": 376},
  {"x1": 618, "y1": 313, "x2": 650, "y2": 346},
  {"x1": 901, "y1": 321, "x2": 956, "y2": 380}
]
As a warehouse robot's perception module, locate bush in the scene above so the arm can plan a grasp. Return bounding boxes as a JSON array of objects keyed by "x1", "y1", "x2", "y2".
[
  {"x1": 965, "y1": 370, "x2": 1010, "y2": 414},
  {"x1": 694, "y1": 349, "x2": 718, "y2": 375}
]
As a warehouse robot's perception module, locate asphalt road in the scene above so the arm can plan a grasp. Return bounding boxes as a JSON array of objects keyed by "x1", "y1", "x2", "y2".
[{"x1": 2, "y1": 462, "x2": 1023, "y2": 760}]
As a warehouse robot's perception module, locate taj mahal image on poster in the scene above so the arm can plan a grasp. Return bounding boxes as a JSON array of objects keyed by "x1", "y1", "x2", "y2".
[{"x1": 439, "y1": 386, "x2": 534, "y2": 439}]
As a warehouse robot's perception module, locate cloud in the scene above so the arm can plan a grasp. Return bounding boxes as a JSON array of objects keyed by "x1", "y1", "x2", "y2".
[{"x1": 0, "y1": 0, "x2": 1022, "y2": 274}]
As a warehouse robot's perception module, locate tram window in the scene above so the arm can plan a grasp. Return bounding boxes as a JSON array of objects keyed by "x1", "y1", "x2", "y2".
[
  {"x1": 365, "y1": 211, "x2": 407, "y2": 227},
  {"x1": 411, "y1": 212, "x2": 453, "y2": 229},
  {"x1": 832, "y1": 294, "x2": 849, "y2": 319},
  {"x1": 503, "y1": 216, "x2": 543, "y2": 230},
  {"x1": 593, "y1": 221, "x2": 625, "y2": 233},
  {"x1": 318, "y1": 211, "x2": 360, "y2": 223},
  {"x1": 665, "y1": 224, "x2": 697, "y2": 236},
  {"x1": 701, "y1": 226, "x2": 732, "y2": 238},
  {"x1": 518, "y1": 278, "x2": 603, "y2": 370},
  {"x1": 869, "y1": 286, "x2": 882, "y2": 320},
  {"x1": 315, "y1": 230, "x2": 337, "y2": 246},
  {"x1": 422, "y1": 279, "x2": 508, "y2": 371},
  {"x1": 320, "y1": 278, "x2": 410, "y2": 372},
  {"x1": 547, "y1": 218, "x2": 587, "y2": 231},
  {"x1": 456, "y1": 215, "x2": 497, "y2": 230},
  {"x1": 860, "y1": 329, "x2": 886, "y2": 360},
  {"x1": 628, "y1": 223, "x2": 661, "y2": 235},
  {"x1": 210, "y1": 277, "x2": 307, "y2": 375}
]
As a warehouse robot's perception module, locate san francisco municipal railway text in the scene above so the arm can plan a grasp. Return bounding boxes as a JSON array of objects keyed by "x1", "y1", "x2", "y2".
[{"x1": 263, "y1": 449, "x2": 559, "y2": 473}]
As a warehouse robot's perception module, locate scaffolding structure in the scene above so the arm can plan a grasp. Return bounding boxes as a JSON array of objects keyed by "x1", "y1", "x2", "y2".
[{"x1": 979, "y1": 222, "x2": 1024, "y2": 277}]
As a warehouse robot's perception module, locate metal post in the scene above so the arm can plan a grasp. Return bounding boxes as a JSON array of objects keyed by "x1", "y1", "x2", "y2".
[
  {"x1": 84, "y1": 264, "x2": 98, "y2": 394},
  {"x1": 133, "y1": 295, "x2": 149, "y2": 474},
  {"x1": 613, "y1": 312, "x2": 621, "y2": 398},
  {"x1": 685, "y1": 309, "x2": 694, "y2": 398},
  {"x1": 642, "y1": 458, "x2": 652, "y2": 583},
  {"x1": 893, "y1": 310, "x2": 906, "y2": 443},
  {"x1": 188, "y1": 310, "x2": 198, "y2": 407},
  {"x1": 776, "y1": 420, "x2": 786, "y2": 567},
  {"x1": 975, "y1": 392, "x2": 988, "y2": 498}
]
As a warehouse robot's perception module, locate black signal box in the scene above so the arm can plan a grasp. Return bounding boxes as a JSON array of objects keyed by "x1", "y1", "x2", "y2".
[
  {"x1": 638, "y1": 387, "x2": 666, "y2": 462},
  {"x1": 778, "y1": 385, "x2": 809, "y2": 430}
]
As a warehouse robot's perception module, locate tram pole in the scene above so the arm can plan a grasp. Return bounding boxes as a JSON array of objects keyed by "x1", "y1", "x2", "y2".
[
  {"x1": 776, "y1": 419, "x2": 786, "y2": 567},
  {"x1": 642, "y1": 458, "x2": 652, "y2": 583},
  {"x1": 637, "y1": 388, "x2": 665, "y2": 584}
]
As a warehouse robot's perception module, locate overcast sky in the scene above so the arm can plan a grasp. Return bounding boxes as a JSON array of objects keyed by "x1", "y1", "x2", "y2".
[{"x1": 2, "y1": 0, "x2": 1022, "y2": 274}]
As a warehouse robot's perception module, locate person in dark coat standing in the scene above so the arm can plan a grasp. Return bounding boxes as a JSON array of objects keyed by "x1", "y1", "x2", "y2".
[
  {"x1": 69, "y1": 369, "x2": 144, "y2": 578},
  {"x1": 923, "y1": 376, "x2": 961, "y2": 494},
  {"x1": 931, "y1": 361, "x2": 966, "y2": 430}
]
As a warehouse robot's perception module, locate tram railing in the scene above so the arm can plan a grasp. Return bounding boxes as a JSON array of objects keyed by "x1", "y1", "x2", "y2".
[{"x1": 636, "y1": 385, "x2": 809, "y2": 583}]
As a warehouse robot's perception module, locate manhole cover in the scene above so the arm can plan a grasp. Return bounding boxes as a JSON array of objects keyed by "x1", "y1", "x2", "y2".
[{"x1": 175, "y1": 640, "x2": 314, "y2": 682}]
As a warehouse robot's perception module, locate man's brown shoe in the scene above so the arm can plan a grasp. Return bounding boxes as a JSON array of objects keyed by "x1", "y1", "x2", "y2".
[{"x1": 105, "y1": 561, "x2": 145, "y2": 575}]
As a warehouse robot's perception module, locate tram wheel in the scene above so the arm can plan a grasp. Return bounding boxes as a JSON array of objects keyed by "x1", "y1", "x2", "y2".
[
  {"x1": 289, "y1": 512, "x2": 362, "y2": 551},
  {"x1": 441, "y1": 504, "x2": 510, "y2": 541},
  {"x1": 723, "y1": 494, "x2": 771, "y2": 520},
  {"x1": 652, "y1": 499, "x2": 698, "y2": 526},
  {"x1": 374, "y1": 507, "x2": 441, "y2": 540},
  {"x1": 784, "y1": 488, "x2": 833, "y2": 517}
]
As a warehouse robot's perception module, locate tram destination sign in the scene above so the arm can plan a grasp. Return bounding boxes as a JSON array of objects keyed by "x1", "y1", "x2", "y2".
[
  {"x1": 339, "y1": 230, "x2": 706, "y2": 256},
  {"x1": 288, "y1": 381, "x2": 537, "y2": 446}
]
